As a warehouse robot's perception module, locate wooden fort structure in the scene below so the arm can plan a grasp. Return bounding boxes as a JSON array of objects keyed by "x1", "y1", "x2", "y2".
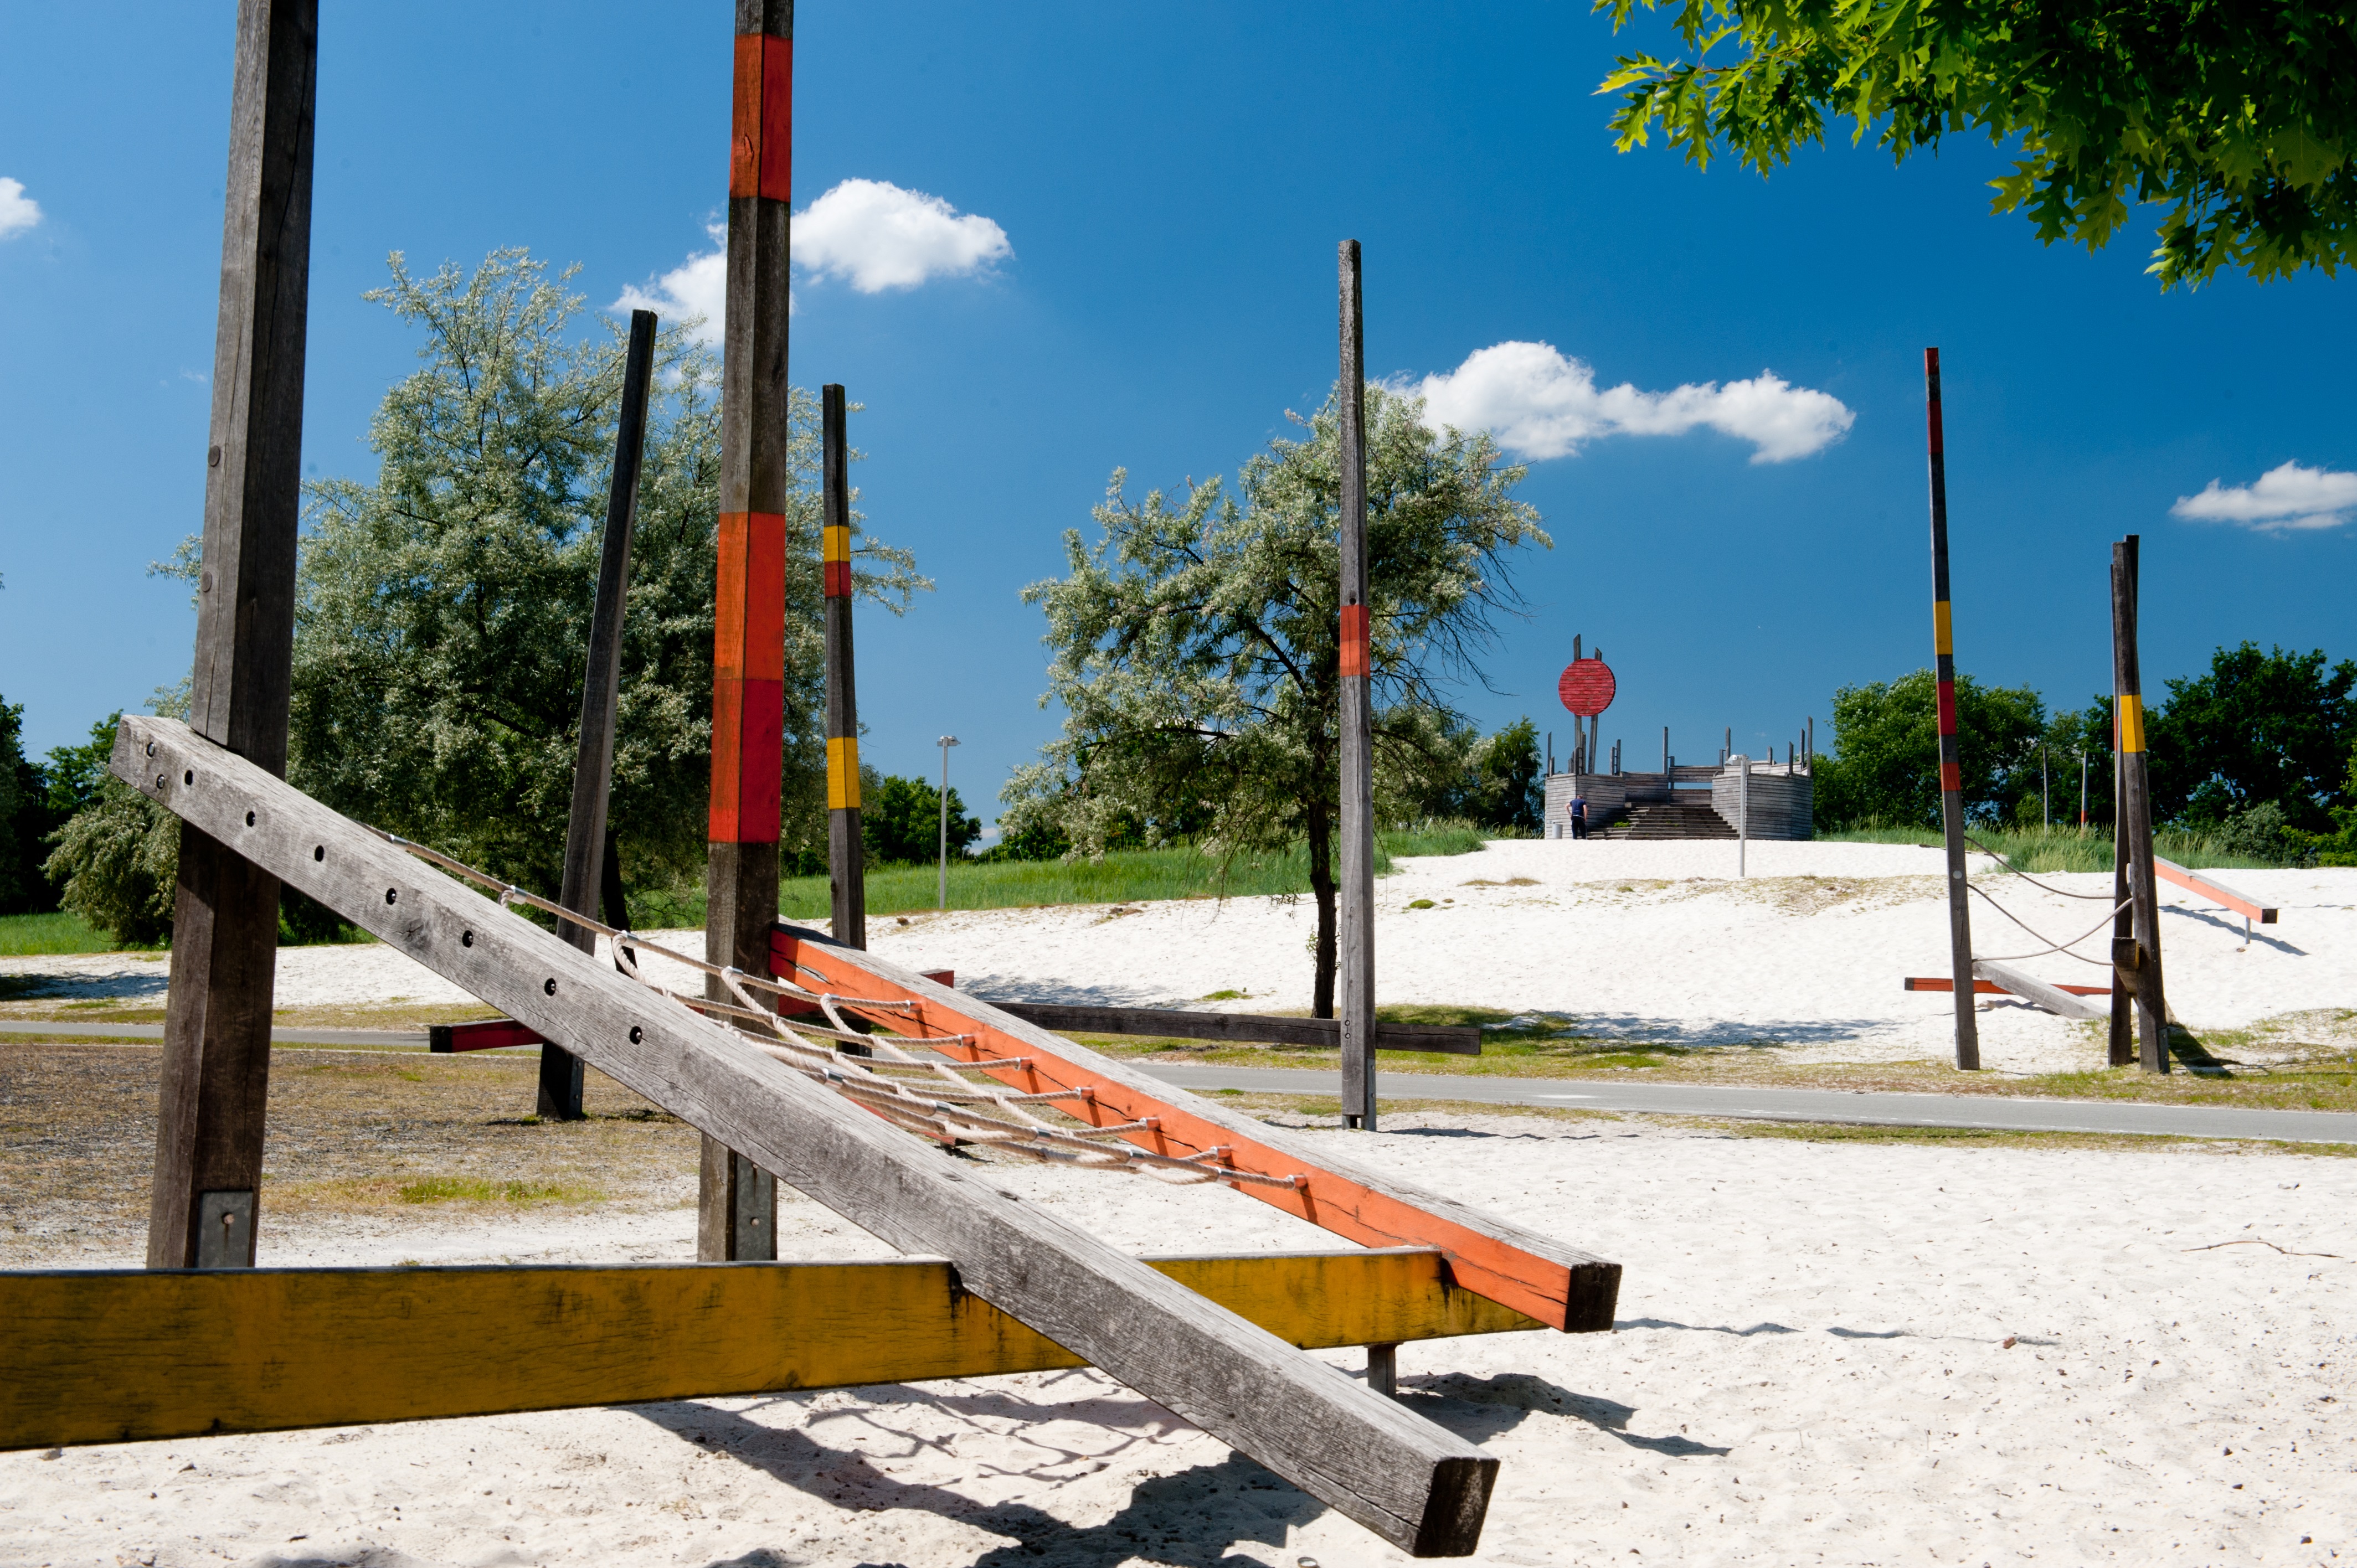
[
  {"x1": 1, "y1": 4, "x2": 1622, "y2": 1558},
  {"x1": 1543, "y1": 756, "x2": 1814, "y2": 841}
]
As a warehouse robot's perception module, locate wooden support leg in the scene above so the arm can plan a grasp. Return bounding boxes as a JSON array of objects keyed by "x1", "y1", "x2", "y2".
[
  {"x1": 149, "y1": 0, "x2": 318, "y2": 1270},
  {"x1": 1367, "y1": 1342, "x2": 1398, "y2": 1398},
  {"x1": 700, "y1": 842, "x2": 780, "y2": 1261}
]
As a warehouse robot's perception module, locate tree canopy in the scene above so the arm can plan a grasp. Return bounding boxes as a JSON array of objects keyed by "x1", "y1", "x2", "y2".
[
  {"x1": 862, "y1": 775, "x2": 983, "y2": 866},
  {"x1": 1595, "y1": 0, "x2": 2357, "y2": 287},
  {"x1": 1812, "y1": 668, "x2": 2046, "y2": 829},
  {"x1": 1005, "y1": 383, "x2": 1548, "y2": 1012}
]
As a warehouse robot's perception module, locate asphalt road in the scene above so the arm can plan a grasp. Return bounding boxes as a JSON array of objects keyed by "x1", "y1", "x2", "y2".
[
  {"x1": 1137, "y1": 1062, "x2": 2357, "y2": 1146},
  {"x1": 8, "y1": 1019, "x2": 2350, "y2": 1144}
]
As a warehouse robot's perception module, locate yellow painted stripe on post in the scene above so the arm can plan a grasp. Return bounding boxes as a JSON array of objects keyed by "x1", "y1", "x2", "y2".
[
  {"x1": 827, "y1": 735, "x2": 861, "y2": 808},
  {"x1": 2117, "y1": 693, "x2": 2145, "y2": 754},
  {"x1": 821, "y1": 524, "x2": 851, "y2": 564},
  {"x1": 0, "y1": 1250, "x2": 1541, "y2": 1450},
  {"x1": 1932, "y1": 600, "x2": 1954, "y2": 656}
]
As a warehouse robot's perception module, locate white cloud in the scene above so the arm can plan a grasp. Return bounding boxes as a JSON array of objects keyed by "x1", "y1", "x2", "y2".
[
  {"x1": 792, "y1": 178, "x2": 1010, "y2": 292},
  {"x1": 1411, "y1": 340, "x2": 1855, "y2": 464},
  {"x1": 615, "y1": 224, "x2": 730, "y2": 342},
  {"x1": 2170, "y1": 460, "x2": 2357, "y2": 533},
  {"x1": 614, "y1": 179, "x2": 1010, "y2": 343},
  {"x1": 0, "y1": 177, "x2": 42, "y2": 240}
]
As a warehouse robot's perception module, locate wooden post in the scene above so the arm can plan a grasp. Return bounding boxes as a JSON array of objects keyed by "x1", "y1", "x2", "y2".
[
  {"x1": 2111, "y1": 535, "x2": 2170, "y2": 1072},
  {"x1": 701, "y1": 0, "x2": 794, "y2": 1261},
  {"x1": 822, "y1": 384, "x2": 865, "y2": 951},
  {"x1": 1336, "y1": 240, "x2": 1377, "y2": 1133},
  {"x1": 542, "y1": 308, "x2": 656, "y2": 1120},
  {"x1": 2108, "y1": 676, "x2": 2133, "y2": 1065},
  {"x1": 147, "y1": 0, "x2": 318, "y2": 1271},
  {"x1": 1923, "y1": 348, "x2": 1981, "y2": 1071}
]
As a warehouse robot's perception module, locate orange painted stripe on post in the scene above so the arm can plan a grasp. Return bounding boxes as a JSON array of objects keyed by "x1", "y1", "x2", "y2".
[
  {"x1": 823, "y1": 523, "x2": 852, "y2": 598},
  {"x1": 729, "y1": 36, "x2": 793, "y2": 204},
  {"x1": 773, "y1": 933, "x2": 1592, "y2": 1330},
  {"x1": 1939, "y1": 762, "x2": 1963, "y2": 792},
  {"x1": 711, "y1": 512, "x2": 786, "y2": 843},
  {"x1": 1338, "y1": 602, "x2": 1370, "y2": 679}
]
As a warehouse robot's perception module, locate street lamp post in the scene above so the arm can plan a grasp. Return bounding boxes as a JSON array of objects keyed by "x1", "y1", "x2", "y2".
[{"x1": 937, "y1": 735, "x2": 960, "y2": 911}]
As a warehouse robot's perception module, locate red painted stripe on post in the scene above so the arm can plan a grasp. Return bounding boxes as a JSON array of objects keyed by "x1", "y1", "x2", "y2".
[
  {"x1": 1939, "y1": 762, "x2": 1963, "y2": 792},
  {"x1": 711, "y1": 513, "x2": 786, "y2": 843},
  {"x1": 1338, "y1": 602, "x2": 1370, "y2": 679},
  {"x1": 823, "y1": 559, "x2": 851, "y2": 598},
  {"x1": 1924, "y1": 347, "x2": 1943, "y2": 456},
  {"x1": 1934, "y1": 678, "x2": 1958, "y2": 734},
  {"x1": 729, "y1": 36, "x2": 793, "y2": 204}
]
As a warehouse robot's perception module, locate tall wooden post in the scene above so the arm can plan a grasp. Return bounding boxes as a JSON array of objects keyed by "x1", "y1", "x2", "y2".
[
  {"x1": 2107, "y1": 550, "x2": 2134, "y2": 1067},
  {"x1": 1335, "y1": 240, "x2": 1377, "y2": 1133},
  {"x1": 146, "y1": 0, "x2": 318, "y2": 1272},
  {"x1": 699, "y1": 0, "x2": 793, "y2": 1261},
  {"x1": 542, "y1": 308, "x2": 657, "y2": 1119},
  {"x1": 1923, "y1": 348, "x2": 1981, "y2": 1072},
  {"x1": 822, "y1": 383, "x2": 865, "y2": 951},
  {"x1": 2111, "y1": 535, "x2": 2170, "y2": 1072}
]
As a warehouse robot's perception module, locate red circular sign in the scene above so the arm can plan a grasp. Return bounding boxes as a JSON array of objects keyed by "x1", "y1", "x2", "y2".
[{"x1": 1557, "y1": 658, "x2": 1616, "y2": 718}]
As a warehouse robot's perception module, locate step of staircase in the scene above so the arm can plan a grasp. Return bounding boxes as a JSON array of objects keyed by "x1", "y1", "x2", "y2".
[{"x1": 1597, "y1": 798, "x2": 1737, "y2": 840}]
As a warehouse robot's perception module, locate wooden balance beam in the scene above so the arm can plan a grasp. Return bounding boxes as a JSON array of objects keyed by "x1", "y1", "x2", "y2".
[
  {"x1": 114, "y1": 715, "x2": 1611, "y2": 1556},
  {"x1": 0, "y1": 1247, "x2": 1540, "y2": 1452},
  {"x1": 2155, "y1": 857, "x2": 2277, "y2": 925},
  {"x1": 1907, "y1": 968, "x2": 2109, "y2": 1022},
  {"x1": 988, "y1": 1001, "x2": 1482, "y2": 1055}
]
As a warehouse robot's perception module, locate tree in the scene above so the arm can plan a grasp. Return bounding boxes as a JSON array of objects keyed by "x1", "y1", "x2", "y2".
[
  {"x1": 862, "y1": 775, "x2": 982, "y2": 865},
  {"x1": 1813, "y1": 669, "x2": 2046, "y2": 829},
  {"x1": 288, "y1": 249, "x2": 924, "y2": 899},
  {"x1": 0, "y1": 695, "x2": 56, "y2": 914},
  {"x1": 42, "y1": 713, "x2": 178, "y2": 945},
  {"x1": 1596, "y1": 0, "x2": 2357, "y2": 288},
  {"x1": 2144, "y1": 641, "x2": 2355, "y2": 829},
  {"x1": 1008, "y1": 383, "x2": 1548, "y2": 1014}
]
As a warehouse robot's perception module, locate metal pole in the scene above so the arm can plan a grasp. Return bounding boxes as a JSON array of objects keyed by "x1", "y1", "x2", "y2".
[
  {"x1": 148, "y1": 0, "x2": 318, "y2": 1271},
  {"x1": 2112, "y1": 535, "x2": 2169, "y2": 1072},
  {"x1": 1924, "y1": 347, "x2": 1981, "y2": 1072},
  {"x1": 1737, "y1": 755, "x2": 1748, "y2": 878},
  {"x1": 545, "y1": 306, "x2": 657, "y2": 1121},
  {"x1": 1336, "y1": 240, "x2": 1377, "y2": 1133},
  {"x1": 699, "y1": 0, "x2": 794, "y2": 1263},
  {"x1": 823, "y1": 384, "x2": 866, "y2": 952},
  {"x1": 938, "y1": 735, "x2": 960, "y2": 910}
]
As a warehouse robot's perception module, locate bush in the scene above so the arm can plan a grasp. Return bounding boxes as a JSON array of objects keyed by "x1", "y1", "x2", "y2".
[{"x1": 45, "y1": 773, "x2": 179, "y2": 946}]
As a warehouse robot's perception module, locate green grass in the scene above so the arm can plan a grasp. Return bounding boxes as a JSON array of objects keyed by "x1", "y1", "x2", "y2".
[
  {"x1": 643, "y1": 824, "x2": 1501, "y2": 924},
  {"x1": 0, "y1": 911, "x2": 122, "y2": 957},
  {"x1": 1818, "y1": 823, "x2": 2302, "y2": 873},
  {"x1": 395, "y1": 1175, "x2": 605, "y2": 1205}
]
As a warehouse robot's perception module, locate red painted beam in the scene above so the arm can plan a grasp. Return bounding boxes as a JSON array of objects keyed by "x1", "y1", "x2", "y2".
[
  {"x1": 2154, "y1": 858, "x2": 2277, "y2": 925},
  {"x1": 1905, "y1": 977, "x2": 2109, "y2": 998}
]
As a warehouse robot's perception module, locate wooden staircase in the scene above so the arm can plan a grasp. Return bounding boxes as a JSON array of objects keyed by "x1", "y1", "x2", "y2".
[{"x1": 1597, "y1": 795, "x2": 1736, "y2": 840}]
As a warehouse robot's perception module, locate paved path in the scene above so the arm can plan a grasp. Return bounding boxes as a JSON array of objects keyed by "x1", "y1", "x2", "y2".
[
  {"x1": 10, "y1": 1020, "x2": 2351, "y2": 1144},
  {"x1": 1137, "y1": 1063, "x2": 2357, "y2": 1146}
]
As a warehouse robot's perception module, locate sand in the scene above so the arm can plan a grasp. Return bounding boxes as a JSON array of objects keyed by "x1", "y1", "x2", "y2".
[{"x1": 5, "y1": 840, "x2": 2355, "y2": 1564}]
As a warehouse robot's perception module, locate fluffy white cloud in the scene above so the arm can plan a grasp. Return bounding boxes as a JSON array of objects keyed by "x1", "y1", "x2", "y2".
[
  {"x1": 615, "y1": 225, "x2": 729, "y2": 342},
  {"x1": 792, "y1": 178, "x2": 1010, "y2": 292},
  {"x1": 2170, "y1": 460, "x2": 2357, "y2": 533},
  {"x1": 1411, "y1": 341, "x2": 1855, "y2": 464},
  {"x1": 614, "y1": 179, "x2": 1010, "y2": 343},
  {"x1": 0, "y1": 178, "x2": 42, "y2": 240}
]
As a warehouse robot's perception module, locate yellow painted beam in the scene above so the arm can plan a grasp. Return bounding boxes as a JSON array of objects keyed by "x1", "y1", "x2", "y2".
[{"x1": 1, "y1": 1248, "x2": 1541, "y2": 1450}]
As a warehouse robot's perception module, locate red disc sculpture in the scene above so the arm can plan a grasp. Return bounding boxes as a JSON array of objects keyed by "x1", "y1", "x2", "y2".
[{"x1": 1557, "y1": 657, "x2": 1615, "y2": 718}]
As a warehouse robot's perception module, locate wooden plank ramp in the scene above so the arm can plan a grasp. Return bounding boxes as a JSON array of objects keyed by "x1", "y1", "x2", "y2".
[
  {"x1": 110, "y1": 715, "x2": 1593, "y2": 1556},
  {"x1": 0, "y1": 1249, "x2": 1541, "y2": 1452}
]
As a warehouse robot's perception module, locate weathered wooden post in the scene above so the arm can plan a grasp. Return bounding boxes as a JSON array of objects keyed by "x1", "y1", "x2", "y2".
[
  {"x1": 700, "y1": 0, "x2": 794, "y2": 1261},
  {"x1": 1336, "y1": 240, "x2": 1377, "y2": 1133},
  {"x1": 2111, "y1": 535, "x2": 2170, "y2": 1072},
  {"x1": 543, "y1": 307, "x2": 658, "y2": 1120},
  {"x1": 822, "y1": 383, "x2": 866, "y2": 950},
  {"x1": 146, "y1": 0, "x2": 318, "y2": 1272},
  {"x1": 1923, "y1": 348, "x2": 1981, "y2": 1072}
]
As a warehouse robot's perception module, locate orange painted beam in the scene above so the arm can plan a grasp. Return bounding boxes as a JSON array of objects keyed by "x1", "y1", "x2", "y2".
[
  {"x1": 1905, "y1": 977, "x2": 2110, "y2": 997},
  {"x1": 771, "y1": 927, "x2": 1619, "y2": 1333}
]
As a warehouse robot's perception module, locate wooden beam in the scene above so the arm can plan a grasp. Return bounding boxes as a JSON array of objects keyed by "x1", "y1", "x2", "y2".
[
  {"x1": 1336, "y1": 239, "x2": 1377, "y2": 1131},
  {"x1": 2155, "y1": 857, "x2": 2277, "y2": 924},
  {"x1": 111, "y1": 716, "x2": 1506, "y2": 1556},
  {"x1": 774, "y1": 929, "x2": 1618, "y2": 1335},
  {"x1": 543, "y1": 306, "x2": 658, "y2": 1120},
  {"x1": 1904, "y1": 978, "x2": 2110, "y2": 998},
  {"x1": 428, "y1": 964, "x2": 956, "y2": 1053},
  {"x1": 989, "y1": 1000, "x2": 1481, "y2": 1056},
  {"x1": 1971, "y1": 960, "x2": 2110, "y2": 1022},
  {"x1": 0, "y1": 1249, "x2": 1541, "y2": 1452},
  {"x1": 1922, "y1": 348, "x2": 1980, "y2": 1073},
  {"x1": 822, "y1": 383, "x2": 867, "y2": 952},
  {"x1": 704, "y1": 0, "x2": 796, "y2": 1259},
  {"x1": 150, "y1": 0, "x2": 319, "y2": 1272}
]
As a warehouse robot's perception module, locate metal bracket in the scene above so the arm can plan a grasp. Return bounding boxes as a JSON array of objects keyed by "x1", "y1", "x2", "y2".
[{"x1": 195, "y1": 1190, "x2": 257, "y2": 1269}]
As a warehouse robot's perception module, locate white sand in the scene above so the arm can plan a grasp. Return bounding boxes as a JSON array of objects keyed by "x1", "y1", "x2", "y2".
[
  {"x1": 12, "y1": 842, "x2": 2351, "y2": 1076},
  {"x1": 7, "y1": 841, "x2": 2355, "y2": 1564},
  {"x1": 4, "y1": 1112, "x2": 2351, "y2": 1566}
]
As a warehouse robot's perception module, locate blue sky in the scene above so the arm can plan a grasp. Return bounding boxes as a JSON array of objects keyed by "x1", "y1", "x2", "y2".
[{"x1": 4, "y1": 2, "x2": 2351, "y2": 829}]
